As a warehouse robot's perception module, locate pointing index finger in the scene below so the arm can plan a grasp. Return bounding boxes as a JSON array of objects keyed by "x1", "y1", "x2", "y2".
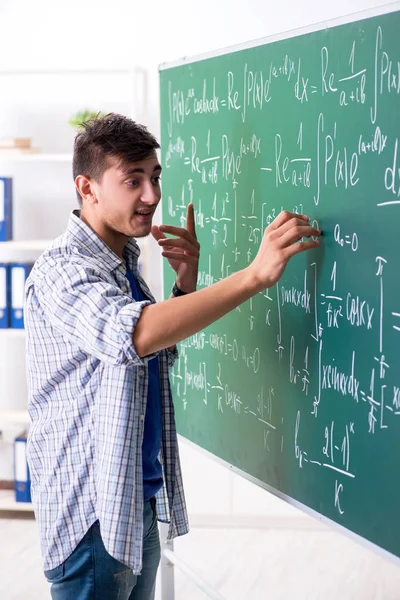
[{"x1": 186, "y1": 203, "x2": 197, "y2": 238}]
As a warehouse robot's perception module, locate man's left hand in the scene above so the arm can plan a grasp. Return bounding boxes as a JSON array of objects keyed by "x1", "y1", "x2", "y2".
[{"x1": 152, "y1": 203, "x2": 200, "y2": 293}]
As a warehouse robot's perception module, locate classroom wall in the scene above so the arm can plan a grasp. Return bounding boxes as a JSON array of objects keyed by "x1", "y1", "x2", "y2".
[{"x1": 0, "y1": 0, "x2": 392, "y2": 519}]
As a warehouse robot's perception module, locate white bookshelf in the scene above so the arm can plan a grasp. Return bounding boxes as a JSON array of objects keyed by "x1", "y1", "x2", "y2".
[
  {"x1": 0, "y1": 239, "x2": 52, "y2": 263},
  {"x1": 0, "y1": 409, "x2": 29, "y2": 425},
  {"x1": 0, "y1": 67, "x2": 150, "y2": 496},
  {"x1": 0, "y1": 329, "x2": 25, "y2": 339},
  {"x1": 0, "y1": 489, "x2": 33, "y2": 512},
  {"x1": 0, "y1": 152, "x2": 72, "y2": 162}
]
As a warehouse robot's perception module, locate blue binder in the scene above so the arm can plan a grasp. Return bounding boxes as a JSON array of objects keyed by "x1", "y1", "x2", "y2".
[
  {"x1": 10, "y1": 263, "x2": 32, "y2": 329},
  {"x1": 0, "y1": 263, "x2": 9, "y2": 328},
  {"x1": 0, "y1": 177, "x2": 13, "y2": 242},
  {"x1": 14, "y1": 434, "x2": 31, "y2": 503}
]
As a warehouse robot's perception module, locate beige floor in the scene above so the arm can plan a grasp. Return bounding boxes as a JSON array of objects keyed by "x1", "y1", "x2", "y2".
[{"x1": 1, "y1": 517, "x2": 400, "y2": 600}]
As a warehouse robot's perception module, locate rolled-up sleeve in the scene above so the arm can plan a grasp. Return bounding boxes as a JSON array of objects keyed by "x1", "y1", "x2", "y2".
[
  {"x1": 35, "y1": 259, "x2": 156, "y2": 367},
  {"x1": 165, "y1": 345, "x2": 179, "y2": 368}
]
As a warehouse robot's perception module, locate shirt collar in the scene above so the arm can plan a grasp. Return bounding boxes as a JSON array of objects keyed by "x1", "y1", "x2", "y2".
[{"x1": 67, "y1": 210, "x2": 141, "y2": 273}]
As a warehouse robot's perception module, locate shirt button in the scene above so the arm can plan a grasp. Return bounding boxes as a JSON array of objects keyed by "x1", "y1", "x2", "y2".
[
  {"x1": 138, "y1": 370, "x2": 145, "y2": 376},
  {"x1": 140, "y1": 414, "x2": 145, "y2": 421}
]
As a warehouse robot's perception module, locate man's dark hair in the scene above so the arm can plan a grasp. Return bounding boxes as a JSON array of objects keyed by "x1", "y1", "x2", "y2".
[{"x1": 72, "y1": 113, "x2": 160, "y2": 205}]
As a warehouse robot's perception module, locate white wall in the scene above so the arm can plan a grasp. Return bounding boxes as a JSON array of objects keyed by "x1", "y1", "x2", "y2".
[
  {"x1": 0, "y1": 0, "x2": 389, "y2": 69},
  {"x1": 0, "y1": 0, "x2": 395, "y2": 568}
]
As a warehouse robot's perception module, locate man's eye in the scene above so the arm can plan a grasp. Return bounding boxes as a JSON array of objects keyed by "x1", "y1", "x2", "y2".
[
  {"x1": 152, "y1": 176, "x2": 161, "y2": 185},
  {"x1": 127, "y1": 180, "x2": 139, "y2": 187}
]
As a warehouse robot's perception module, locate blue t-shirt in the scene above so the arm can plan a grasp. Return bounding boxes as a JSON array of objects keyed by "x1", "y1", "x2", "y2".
[{"x1": 125, "y1": 266, "x2": 163, "y2": 501}]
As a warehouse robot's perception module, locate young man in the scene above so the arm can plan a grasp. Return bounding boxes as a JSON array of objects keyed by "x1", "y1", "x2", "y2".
[{"x1": 25, "y1": 113, "x2": 321, "y2": 599}]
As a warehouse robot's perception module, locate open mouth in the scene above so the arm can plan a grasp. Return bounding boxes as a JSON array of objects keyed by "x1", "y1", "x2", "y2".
[{"x1": 135, "y1": 210, "x2": 153, "y2": 220}]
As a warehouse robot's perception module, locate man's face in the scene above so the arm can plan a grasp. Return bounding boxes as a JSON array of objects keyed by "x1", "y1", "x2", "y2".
[{"x1": 92, "y1": 153, "x2": 162, "y2": 238}]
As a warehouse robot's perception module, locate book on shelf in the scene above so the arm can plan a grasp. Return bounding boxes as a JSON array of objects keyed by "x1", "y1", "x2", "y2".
[
  {"x1": 10, "y1": 263, "x2": 33, "y2": 329},
  {"x1": 14, "y1": 434, "x2": 32, "y2": 503},
  {"x1": 0, "y1": 138, "x2": 31, "y2": 149},
  {"x1": 0, "y1": 177, "x2": 12, "y2": 241},
  {"x1": 0, "y1": 263, "x2": 9, "y2": 328},
  {"x1": 0, "y1": 262, "x2": 33, "y2": 329}
]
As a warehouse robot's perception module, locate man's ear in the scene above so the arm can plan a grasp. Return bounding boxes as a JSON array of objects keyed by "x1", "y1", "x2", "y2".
[{"x1": 75, "y1": 175, "x2": 98, "y2": 205}]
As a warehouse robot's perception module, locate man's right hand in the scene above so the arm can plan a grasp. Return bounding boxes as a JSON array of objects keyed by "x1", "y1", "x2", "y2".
[
  {"x1": 133, "y1": 210, "x2": 322, "y2": 357},
  {"x1": 248, "y1": 211, "x2": 321, "y2": 292}
]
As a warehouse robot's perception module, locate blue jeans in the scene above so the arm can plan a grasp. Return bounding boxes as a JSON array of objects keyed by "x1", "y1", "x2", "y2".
[{"x1": 44, "y1": 498, "x2": 161, "y2": 600}]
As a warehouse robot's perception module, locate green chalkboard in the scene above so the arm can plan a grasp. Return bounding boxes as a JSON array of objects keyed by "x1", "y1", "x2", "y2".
[{"x1": 160, "y1": 6, "x2": 400, "y2": 561}]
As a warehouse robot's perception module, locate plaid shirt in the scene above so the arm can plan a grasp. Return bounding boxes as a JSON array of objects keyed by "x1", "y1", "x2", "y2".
[{"x1": 25, "y1": 210, "x2": 189, "y2": 573}]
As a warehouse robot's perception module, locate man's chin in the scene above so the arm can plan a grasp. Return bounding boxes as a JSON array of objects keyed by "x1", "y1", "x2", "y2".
[
  {"x1": 132, "y1": 231, "x2": 150, "y2": 239},
  {"x1": 130, "y1": 224, "x2": 152, "y2": 239}
]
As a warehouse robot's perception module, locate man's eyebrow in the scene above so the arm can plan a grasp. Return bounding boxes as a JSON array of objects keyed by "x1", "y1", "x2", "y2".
[{"x1": 122, "y1": 164, "x2": 162, "y2": 177}]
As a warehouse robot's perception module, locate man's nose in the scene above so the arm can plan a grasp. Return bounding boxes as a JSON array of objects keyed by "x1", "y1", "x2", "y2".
[{"x1": 141, "y1": 181, "x2": 159, "y2": 205}]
